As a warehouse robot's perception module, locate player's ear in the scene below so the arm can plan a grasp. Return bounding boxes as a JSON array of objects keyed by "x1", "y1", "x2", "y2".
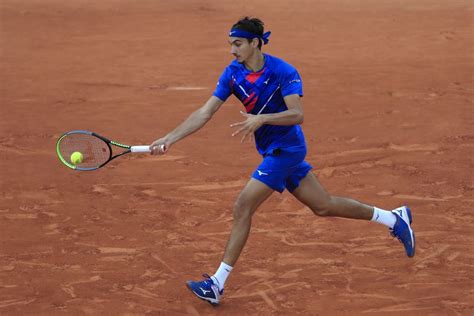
[{"x1": 251, "y1": 38, "x2": 259, "y2": 48}]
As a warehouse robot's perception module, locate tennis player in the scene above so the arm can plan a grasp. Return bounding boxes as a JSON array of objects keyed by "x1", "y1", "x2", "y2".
[{"x1": 150, "y1": 17, "x2": 415, "y2": 306}]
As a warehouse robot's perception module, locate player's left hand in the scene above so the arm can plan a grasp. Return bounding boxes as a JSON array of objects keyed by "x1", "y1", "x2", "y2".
[{"x1": 230, "y1": 111, "x2": 264, "y2": 143}]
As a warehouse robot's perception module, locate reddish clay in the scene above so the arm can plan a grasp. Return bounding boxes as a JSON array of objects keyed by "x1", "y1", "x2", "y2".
[{"x1": 1, "y1": 1, "x2": 473, "y2": 314}]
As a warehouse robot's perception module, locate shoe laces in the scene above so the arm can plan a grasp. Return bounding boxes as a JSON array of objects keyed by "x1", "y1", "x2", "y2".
[
  {"x1": 201, "y1": 274, "x2": 218, "y2": 286},
  {"x1": 200, "y1": 274, "x2": 213, "y2": 286},
  {"x1": 202, "y1": 274, "x2": 223, "y2": 294},
  {"x1": 389, "y1": 228, "x2": 402, "y2": 244}
]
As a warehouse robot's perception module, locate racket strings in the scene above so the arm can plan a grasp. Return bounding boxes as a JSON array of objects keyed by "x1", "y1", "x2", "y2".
[{"x1": 58, "y1": 134, "x2": 111, "y2": 168}]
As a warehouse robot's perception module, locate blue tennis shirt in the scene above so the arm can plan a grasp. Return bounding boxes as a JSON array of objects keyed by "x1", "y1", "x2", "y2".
[{"x1": 213, "y1": 53, "x2": 307, "y2": 155}]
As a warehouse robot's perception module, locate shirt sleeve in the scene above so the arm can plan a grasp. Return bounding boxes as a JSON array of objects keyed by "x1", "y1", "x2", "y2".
[
  {"x1": 212, "y1": 67, "x2": 233, "y2": 101},
  {"x1": 279, "y1": 64, "x2": 303, "y2": 97}
]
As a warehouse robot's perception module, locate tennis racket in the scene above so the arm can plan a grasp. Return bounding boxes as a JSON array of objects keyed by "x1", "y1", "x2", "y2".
[{"x1": 56, "y1": 130, "x2": 156, "y2": 171}]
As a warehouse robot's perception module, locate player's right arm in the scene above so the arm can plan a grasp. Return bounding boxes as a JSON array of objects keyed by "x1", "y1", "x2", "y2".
[{"x1": 150, "y1": 96, "x2": 224, "y2": 155}]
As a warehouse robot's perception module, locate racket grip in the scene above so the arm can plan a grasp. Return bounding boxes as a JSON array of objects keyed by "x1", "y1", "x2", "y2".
[{"x1": 131, "y1": 146, "x2": 151, "y2": 153}]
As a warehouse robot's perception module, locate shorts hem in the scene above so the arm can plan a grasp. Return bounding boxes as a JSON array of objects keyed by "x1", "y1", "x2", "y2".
[
  {"x1": 286, "y1": 164, "x2": 313, "y2": 193},
  {"x1": 251, "y1": 176, "x2": 283, "y2": 193}
]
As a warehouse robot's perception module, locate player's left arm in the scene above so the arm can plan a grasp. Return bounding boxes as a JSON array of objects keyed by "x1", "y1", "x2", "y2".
[
  {"x1": 257, "y1": 94, "x2": 304, "y2": 125},
  {"x1": 230, "y1": 94, "x2": 303, "y2": 142}
]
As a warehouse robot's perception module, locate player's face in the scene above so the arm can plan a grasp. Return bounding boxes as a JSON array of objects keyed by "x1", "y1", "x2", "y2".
[{"x1": 229, "y1": 37, "x2": 258, "y2": 63}]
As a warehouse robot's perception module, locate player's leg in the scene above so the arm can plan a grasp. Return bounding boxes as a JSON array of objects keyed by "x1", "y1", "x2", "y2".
[
  {"x1": 186, "y1": 178, "x2": 274, "y2": 305},
  {"x1": 291, "y1": 171, "x2": 374, "y2": 220},
  {"x1": 290, "y1": 171, "x2": 415, "y2": 257},
  {"x1": 222, "y1": 178, "x2": 274, "y2": 265}
]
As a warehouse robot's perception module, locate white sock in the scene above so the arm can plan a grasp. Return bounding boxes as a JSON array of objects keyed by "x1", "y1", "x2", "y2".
[
  {"x1": 371, "y1": 207, "x2": 397, "y2": 228},
  {"x1": 211, "y1": 262, "x2": 233, "y2": 291}
]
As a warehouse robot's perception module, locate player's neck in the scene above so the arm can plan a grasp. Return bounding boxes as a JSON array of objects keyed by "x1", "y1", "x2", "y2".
[{"x1": 244, "y1": 50, "x2": 265, "y2": 72}]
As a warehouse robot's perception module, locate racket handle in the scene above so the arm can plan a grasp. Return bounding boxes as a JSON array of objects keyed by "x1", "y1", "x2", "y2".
[{"x1": 131, "y1": 146, "x2": 151, "y2": 153}]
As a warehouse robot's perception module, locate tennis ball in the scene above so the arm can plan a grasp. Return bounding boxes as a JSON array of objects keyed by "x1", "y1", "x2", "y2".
[{"x1": 70, "y1": 151, "x2": 84, "y2": 165}]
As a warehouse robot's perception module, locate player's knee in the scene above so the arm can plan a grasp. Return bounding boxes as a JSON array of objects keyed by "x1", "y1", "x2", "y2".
[
  {"x1": 311, "y1": 206, "x2": 330, "y2": 217},
  {"x1": 310, "y1": 196, "x2": 333, "y2": 217},
  {"x1": 233, "y1": 199, "x2": 253, "y2": 221}
]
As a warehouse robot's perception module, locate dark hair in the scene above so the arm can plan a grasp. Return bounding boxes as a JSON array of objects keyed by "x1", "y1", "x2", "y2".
[{"x1": 232, "y1": 17, "x2": 265, "y2": 49}]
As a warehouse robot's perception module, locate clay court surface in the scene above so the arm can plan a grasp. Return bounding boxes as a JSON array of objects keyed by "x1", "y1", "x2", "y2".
[{"x1": 1, "y1": 0, "x2": 473, "y2": 314}]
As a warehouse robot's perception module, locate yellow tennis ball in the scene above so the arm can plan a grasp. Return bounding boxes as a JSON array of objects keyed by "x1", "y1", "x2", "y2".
[{"x1": 70, "y1": 151, "x2": 84, "y2": 165}]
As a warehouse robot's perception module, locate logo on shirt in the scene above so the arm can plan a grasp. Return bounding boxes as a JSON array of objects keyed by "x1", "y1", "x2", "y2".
[{"x1": 257, "y1": 170, "x2": 269, "y2": 176}]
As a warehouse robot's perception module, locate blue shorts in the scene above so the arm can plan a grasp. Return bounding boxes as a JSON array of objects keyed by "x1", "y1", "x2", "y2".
[{"x1": 252, "y1": 147, "x2": 313, "y2": 193}]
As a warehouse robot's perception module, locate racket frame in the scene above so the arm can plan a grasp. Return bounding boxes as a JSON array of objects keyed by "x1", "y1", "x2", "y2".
[{"x1": 56, "y1": 130, "x2": 146, "y2": 171}]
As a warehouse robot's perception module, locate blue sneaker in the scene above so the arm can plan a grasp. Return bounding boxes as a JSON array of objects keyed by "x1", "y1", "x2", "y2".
[
  {"x1": 390, "y1": 206, "x2": 416, "y2": 257},
  {"x1": 186, "y1": 274, "x2": 223, "y2": 306}
]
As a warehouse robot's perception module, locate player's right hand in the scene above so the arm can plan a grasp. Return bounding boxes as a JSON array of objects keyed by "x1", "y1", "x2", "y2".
[{"x1": 149, "y1": 138, "x2": 170, "y2": 155}]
